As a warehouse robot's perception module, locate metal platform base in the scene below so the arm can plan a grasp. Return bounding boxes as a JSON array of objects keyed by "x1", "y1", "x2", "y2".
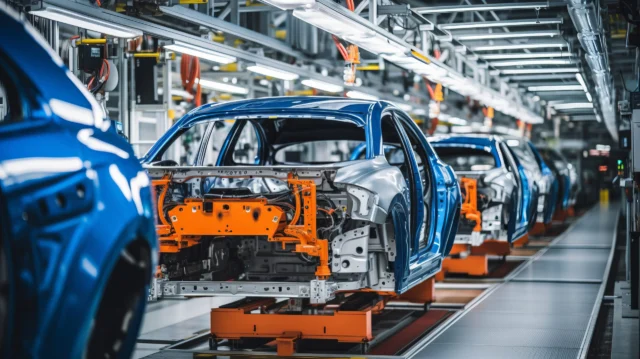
[{"x1": 409, "y1": 203, "x2": 619, "y2": 359}]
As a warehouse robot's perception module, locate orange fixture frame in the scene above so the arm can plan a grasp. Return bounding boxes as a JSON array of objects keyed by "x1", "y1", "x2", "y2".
[
  {"x1": 152, "y1": 174, "x2": 331, "y2": 280},
  {"x1": 459, "y1": 177, "x2": 481, "y2": 232}
]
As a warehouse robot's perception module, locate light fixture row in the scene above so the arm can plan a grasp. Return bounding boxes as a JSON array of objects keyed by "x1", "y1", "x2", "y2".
[{"x1": 31, "y1": 0, "x2": 544, "y2": 123}]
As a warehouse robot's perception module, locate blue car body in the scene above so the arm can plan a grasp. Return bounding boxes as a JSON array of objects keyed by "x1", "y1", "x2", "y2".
[
  {"x1": 431, "y1": 134, "x2": 535, "y2": 243},
  {"x1": 538, "y1": 147, "x2": 571, "y2": 211},
  {"x1": 527, "y1": 142, "x2": 559, "y2": 223},
  {"x1": 0, "y1": 4, "x2": 157, "y2": 358},
  {"x1": 143, "y1": 97, "x2": 461, "y2": 295}
]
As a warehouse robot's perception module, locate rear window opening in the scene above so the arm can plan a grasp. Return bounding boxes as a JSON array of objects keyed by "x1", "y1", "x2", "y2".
[{"x1": 434, "y1": 147, "x2": 497, "y2": 172}]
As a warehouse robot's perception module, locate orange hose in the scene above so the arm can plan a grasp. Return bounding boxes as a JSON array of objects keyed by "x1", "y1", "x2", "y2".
[
  {"x1": 425, "y1": 82, "x2": 435, "y2": 99},
  {"x1": 332, "y1": 35, "x2": 350, "y2": 60},
  {"x1": 289, "y1": 184, "x2": 301, "y2": 226},
  {"x1": 157, "y1": 184, "x2": 170, "y2": 226},
  {"x1": 180, "y1": 54, "x2": 202, "y2": 106}
]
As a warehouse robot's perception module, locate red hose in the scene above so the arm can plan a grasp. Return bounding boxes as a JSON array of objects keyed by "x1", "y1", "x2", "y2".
[
  {"x1": 332, "y1": 35, "x2": 349, "y2": 61},
  {"x1": 180, "y1": 54, "x2": 202, "y2": 106}
]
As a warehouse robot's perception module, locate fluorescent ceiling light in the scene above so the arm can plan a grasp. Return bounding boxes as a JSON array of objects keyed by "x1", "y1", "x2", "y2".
[
  {"x1": 471, "y1": 42, "x2": 567, "y2": 51},
  {"x1": 576, "y1": 73, "x2": 588, "y2": 92},
  {"x1": 490, "y1": 59, "x2": 576, "y2": 67},
  {"x1": 395, "y1": 103, "x2": 413, "y2": 112},
  {"x1": 199, "y1": 79, "x2": 249, "y2": 94},
  {"x1": 292, "y1": 5, "x2": 406, "y2": 55},
  {"x1": 480, "y1": 52, "x2": 573, "y2": 60},
  {"x1": 439, "y1": 18, "x2": 562, "y2": 30},
  {"x1": 381, "y1": 53, "x2": 448, "y2": 79},
  {"x1": 447, "y1": 117, "x2": 468, "y2": 126},
  {"x1": 259, "y1": 0, "x2": 315, "y2": 10},
  {"x1": 527, "y1": 85, "x2": 584, "y2": 91},
  {"x1": 498, "y1": 68, "x2": 580, "y2": 75},
  {"x1": 346, "y1": 91, "x2": 378, "y2": 100},
  {"x1": 165, "y1": 41, "x2": 236, "y2": 64},
  {"x1": 416, "y1": 2, "x2": 548, "y2": 13},
  {"x1": 586, "y1": 92, "x2": 593, "y2": 102},
  {"x1": 552, "y1": 102, "x2": 594, "y2": 110},
  {"x1": 455, "y1": 31, "x2": 559, "y2": 41},
  {"x1": 301, "y1": 79, "x2": 344, "y2": 93},
  {"x1": 30, "y1": 6, "x2": 142, "y2": 38},
  {"x1": 246, "y1": 65, "x2": 299, "y2": 80}
]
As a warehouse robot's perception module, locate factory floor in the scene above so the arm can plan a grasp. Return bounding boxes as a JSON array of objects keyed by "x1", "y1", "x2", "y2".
[{"x1": 134, "y1": 203, "x2": 619, "y2": 359}]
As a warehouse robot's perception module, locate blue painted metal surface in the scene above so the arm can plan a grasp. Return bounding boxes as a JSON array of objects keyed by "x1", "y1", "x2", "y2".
[
  {"x1": 528, "y1": 142, "x2": 558, "y2": 223},
  {"x1": 143, "y1": 97, "x2": 460, "y2": 294},
  {"x1": 538, "y1": 147, "x2": 571, "y2": 211},
  {"x1": 0, "y1": 5, "x2": 157, "y2": 358}
]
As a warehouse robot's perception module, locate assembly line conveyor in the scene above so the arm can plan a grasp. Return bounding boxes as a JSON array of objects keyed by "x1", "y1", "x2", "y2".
[
  {"x1": 137, "y1": 203, "x2": 619, "y2": 359},
  {"x1": 409, "y1": 203, "x2": 619, "y2": 358}
]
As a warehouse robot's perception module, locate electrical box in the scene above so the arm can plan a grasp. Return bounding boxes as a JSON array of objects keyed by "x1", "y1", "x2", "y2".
[
  {"x1": 135, "y1": 57, "x2": 159, "y2": 105},
  {"x1": 631, "y1": 92, "x2": 640, "y2": 172},
  {"x1": 78, "y1": 45, "x2": 105, "y2": 73}
]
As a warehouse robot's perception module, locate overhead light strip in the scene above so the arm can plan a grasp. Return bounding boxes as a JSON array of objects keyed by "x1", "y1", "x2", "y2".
[
  {"x1": 490, "y1": 58, "x2": 576, "y2": 67},
  {"x1": 480, "y1": 52, "x2": 574, "y2": 60},
  {"x1": 165, "y1": 41, "x2": 237, "y2": 64},
  {"x1": 345, "y1": 91, "x2": 379, "y2": 100},
  {"x1": 415, "y1": 2, "x2": 549, "y2": 14},
  {"x1": 301, "y1": 79, "x2": 344, "y2": 93},
  {"x1": 29, "y1": 5, "x2": 142, "y2": 38},
  {"x1": 575, "y1": 73, "x2": 589, "y2": 92},
  {"x1": 439, "y1": 18, "x2": 562, "y2": 30},
  {"x1": 471, "y1": 42, "x2": 567, "y2": 51},
  {"x1": 198, "y1": 79, "x2": 249, "y2": 94},
  {"x1": 497, "y1": 68, "x2": 580, "y2": 75},
  {"x1": 246, "y1": 64, "x2": 299, "y2": 80},
  {"x1": 552, "y1": 102, "x2": 594, "y2": 110},
  {"x1": 527, "y1": 85, "x2": 584, "y2": 91},
  {"x1": 455, "y1": 30, "x2": 559, "y2": 41}
]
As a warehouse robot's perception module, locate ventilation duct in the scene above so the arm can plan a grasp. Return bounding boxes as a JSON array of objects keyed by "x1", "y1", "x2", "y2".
[{"x1": 567, "y1": 0, "x2": 617, "y2": 140}]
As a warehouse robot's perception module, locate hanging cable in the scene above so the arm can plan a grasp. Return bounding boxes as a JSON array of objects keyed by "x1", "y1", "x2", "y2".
[{"x1": 180, "y1": 54, "x2": 202, "y2": 107}]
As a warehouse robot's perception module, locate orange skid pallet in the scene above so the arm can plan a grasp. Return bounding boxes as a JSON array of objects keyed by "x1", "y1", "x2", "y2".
[
  {"x1": 210, "y1": 300, "x2": 372, "y2": 356},
  {"x1": 529, "y1": 222, "x2": 548, "y2": 236},
  {"x1": 437, "y1": 237, "x2": 525, "y2": 279},
  {"x1": 209, "y1": 278, "x2": 435, "y2": 356}
]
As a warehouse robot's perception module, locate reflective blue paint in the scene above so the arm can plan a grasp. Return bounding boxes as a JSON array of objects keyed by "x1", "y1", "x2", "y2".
[
  {"x1": 0, "y1": 5, "x2": 157, "y2": 358},
  {"x1": 527, "y1": 142, "x2": 558, "y2": 223},
  {"x1": 143, "y1": 97, "x2": 461, "y2": 294}
]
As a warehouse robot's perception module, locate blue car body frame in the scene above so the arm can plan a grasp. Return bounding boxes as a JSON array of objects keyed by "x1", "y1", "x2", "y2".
[
  {"x1": 431, "y1": 135, "x2": 534, "y2": 243},
  {"x1": 527, "y1": 142, "x2": 559, "y2": 223},
  {"x1": 0, "y1": 5, "x2": 157, "y2": 358},
  {"x1": 143, "y1": 97, "x2": 461, "y2": 294}
]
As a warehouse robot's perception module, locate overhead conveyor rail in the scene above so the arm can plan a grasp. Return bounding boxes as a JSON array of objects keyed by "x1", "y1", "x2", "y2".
[{"x1": 409, "y1": 203, "x2": 619, "y2": 358}]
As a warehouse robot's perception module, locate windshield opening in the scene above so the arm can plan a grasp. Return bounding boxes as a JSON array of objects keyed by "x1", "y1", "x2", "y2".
[
  {"x1": 433, "y1": 146, "x2": 497, "y2": 172},
  {"x1": 148, "y1": 117, "x2": 366, "y2": 166}
]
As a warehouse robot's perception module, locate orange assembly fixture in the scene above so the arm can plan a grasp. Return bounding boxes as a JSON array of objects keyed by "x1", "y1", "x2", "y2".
[
  {"x1": 460, "y1": 177, "x2": 481, "y2": 232},
  {"x1": 153, "y1": 174, "x2": 331, "y2": 280}
]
